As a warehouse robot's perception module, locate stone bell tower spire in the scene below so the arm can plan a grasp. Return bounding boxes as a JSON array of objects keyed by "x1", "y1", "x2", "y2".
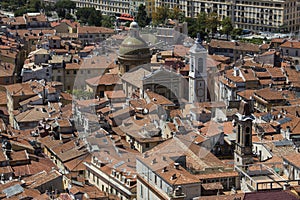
[
  {"x1": 233, "y1": 100, "x2": 254, "y2": 170},
  {"x1": 189, "y1": 33, "x2": 207, "y2": 102}
]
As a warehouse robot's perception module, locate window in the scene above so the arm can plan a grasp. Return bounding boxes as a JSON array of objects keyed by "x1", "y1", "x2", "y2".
[
  {"x1": 140, "y1": 185, "x2": 143, "y2": 198},
  {"x1": 237, "y1": 125, "x2": 241, "y2": 143},
  {"x1": 246, "y1": 126, "x2": 250, "y2": 134},
  {"x1": 74, "y1": 70, "x2": 77, "y2": 74},
  {"x1": 145, "y1": 143, "x2": 150, "y2": 148},
  {"x1": 191, "y1": 58, "x2": 194, "y2": 72},
  {"x1": 198, "y1": 58, "x2": 203, "y2": 73}
]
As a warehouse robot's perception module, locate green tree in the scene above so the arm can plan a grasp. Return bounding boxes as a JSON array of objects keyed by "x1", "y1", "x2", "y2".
[
  {"x1": 101, "y1": 15, "x2": 114, "y2": 28},
  {"x1": 168, "y1": 6, "x2": 185, "y2": 22},
  {"x1": 206, "y1": 12, "x2": 219, "y2": 38},
  {"x1": 76, "y1": 7, "x2": 102, "y2": 26},
  {"x1": 14, "y1": 7, "x2": 28, "y2": 17},
  {"x1": 136, "y1": 4, "x2": 149, "y2": 27},
  {"x1": 152, "y1": 5, "x2": 169, "y2": 25},
  {"x1": 186, "y1": 17, "x2": 198, "y2": 38},
  {"x1": 231, "y1": 28, "x2": 243, "y2": 39},
  {"x1": 221, "y1": 17, "x2": 233, "y2": 40},
  {"x1": 29, "y1": 0, "x2": 42, "y2": 12},
  {"x1": 55, "y1": 0, "x2": 76, "y2": 18},
  {"x1": 196, "y1": 12, "x2": 208, "y2": 40},
  {"x1": 76, "y1": 7, "x2": 92, "y2": 24},
  {"x1": 88, "y1": 10, "x2": 102, "y2": 26}
]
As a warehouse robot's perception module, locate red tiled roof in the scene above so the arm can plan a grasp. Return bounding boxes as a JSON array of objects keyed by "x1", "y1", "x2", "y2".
[
  {"x1": 86, "y1": 74, "x2": 121, "y2": 86},
  {"x1": 78, "y1": 26, "x2": 114, "y2": 34},
  {"x1": 280, "y1": 40, "x2": 300, "y2": 49}
]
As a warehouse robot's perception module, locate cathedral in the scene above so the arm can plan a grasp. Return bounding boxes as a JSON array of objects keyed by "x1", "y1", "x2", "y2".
[{"x1": 118, "y1": 22, "x2": 208, "y2": 104}]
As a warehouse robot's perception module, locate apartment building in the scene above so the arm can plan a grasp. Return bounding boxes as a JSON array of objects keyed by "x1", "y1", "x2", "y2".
[
  {"x1": 67, "y1": 0, "x2": 300, "y2": 32},
  {"x1": 71, "y1": 0, "x2": 154, "y2": 17},
  {"x1": 156, "y1": 0, "x2": 300, "y2": 33}
]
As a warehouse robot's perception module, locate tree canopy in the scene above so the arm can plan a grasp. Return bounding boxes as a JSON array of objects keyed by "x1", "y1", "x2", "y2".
[
  {"x1": 152, "y1": 5, "x2": 170, "y2": 25},
  {"x1": 76, "y1": 7, "x2": 102, "y2": 26},
  {"x1": 168, "y1": 6, "x2": 185, "y2": 22},
  {"x1": 0, "y1": 0, "x2": 45, "y2": 16},
  {"x1": 206, "y1": 12, "x2": 220, "y2": 37},
  {"x1": 152, "y1": 5, "x2": 185, "y2": 25},
  {"x1": 136, "y1": 4, "x2": 149, "y2": 27},
  {"x1": 55, "y1": 0, "x2": 76, "y2": 19},
  {"x1": 101, "y1": 15, "x2": 115, "y2": 28},
  {"x1": 221, "y1": 17, "x2": 233, "y2": 40}
]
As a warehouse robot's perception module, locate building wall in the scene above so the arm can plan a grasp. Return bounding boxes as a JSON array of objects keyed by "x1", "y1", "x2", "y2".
[
  {"x1": 157, "y1": 0, "x2": 300, "y2": 32},
  {"x1": 64, "y1": 68, "x2": 109, "y2": 91},
  {"x1": 0, "y1": 76, "x2": 14, "y2": 85},
  {"x1": 22, "y1": 65, "x2": 52, "y2": 82},
  {"x1": 281, "y1": 46, "x2": 300, "y2": 57},
  {"x1": 34, "y1": 53, "x2": 50, "y2": 65},
  {"x1": 35, "y1": 175, "x2": 64, "y2": 194},
  {"x1": 84, "y1": 161, "x2": 136, "y2": 200},
  {"x1": 78, "y1": 33, "x2": 114, "y2": 45},
  {"x1": 136, "y1": 159, "x2": 202, "y2": 200}
]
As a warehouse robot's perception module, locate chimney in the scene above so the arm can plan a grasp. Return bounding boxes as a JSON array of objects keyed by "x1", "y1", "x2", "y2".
[
  {"x1": 170, "y1": 174, "x2": 177, "y2": 180},
  {"x1": 162, "y1": 167, "x2": 167, "y2": 173},
  {"x1": 174, "y1": 162, "x2": 180, "y2": 169},
  {"x1": 151, "y1": 158, "x2": 157, "y2": 165},
  {"x1": 233, "y1": 66, "x2": 239, "y2": 76},
  {"x1": 142, "y1": 152, "x2": 148, "y2": 158}
]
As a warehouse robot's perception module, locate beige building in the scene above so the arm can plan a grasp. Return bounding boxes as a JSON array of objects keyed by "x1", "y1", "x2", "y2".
[
  {"x1": 85, "y1": 74, "x2": 122, "y2": 98},
  {"x1": 64, "y1": 53, "x2": 117, "y2": 91},
  {"x1": 69, "y1": 0, "x2": 300, "y2": 32},
  {"x1": 157, "y1": 0, "x2": 300, "y2": 32},
  {"x1": 77, "y1": 26, "x2": 115, "y2": 45},
  {"x1": 72, "y1": 0, "x2": 154, "y2": 17}
]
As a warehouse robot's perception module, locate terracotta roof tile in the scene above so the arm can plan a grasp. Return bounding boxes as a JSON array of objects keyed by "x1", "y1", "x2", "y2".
[
  {"x1": 78, "y1": 26, "x2": 114, "y2": 34},
  {"x1": 145, "y1": 90, "x2": 174, "y2": 106},
  {"x1": 280, "y1": 40, "x2": 300, "y2": 49},
  {"x1": 86, "y1": 73, "x2": 121, "y2": 86},
  {"x1": 254, "y1": 87, "x2": 285, "y2": 101},
  {"x1": 209, "y1": 39, "x2": 260, "y2": 52}
]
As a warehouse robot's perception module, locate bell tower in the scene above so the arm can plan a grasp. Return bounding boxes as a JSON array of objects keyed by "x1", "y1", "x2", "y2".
[
  {"x1": 233, "y1": 101, "x2": 254, "y2": 169},
  {"x1": 189, "y1": 33, "x2": 207, "y2": 103}
]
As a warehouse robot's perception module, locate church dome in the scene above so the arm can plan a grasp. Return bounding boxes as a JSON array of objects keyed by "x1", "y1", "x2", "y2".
[
  {"x1": 118, "y1": 22, "x2": 151, "y2": 60},
  {"x1": 129, "y1": 21, "x2": 139, "y2": 29}
]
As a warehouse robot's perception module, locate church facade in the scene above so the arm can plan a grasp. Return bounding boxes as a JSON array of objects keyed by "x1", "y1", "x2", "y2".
[{"x1": 118, "y1": 22, "x2": 209, "y2": 104}]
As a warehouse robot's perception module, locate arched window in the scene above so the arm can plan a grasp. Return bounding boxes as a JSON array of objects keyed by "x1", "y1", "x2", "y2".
[
  {"x1": 237, "y1": 125, "x2": 241, "y2": 143},
  {"x1": 198, "y1": 58, "x2": 203, "y2": 73},
  {"x1": 191, "y1": 58, "x2": 194, "y2": 72}
]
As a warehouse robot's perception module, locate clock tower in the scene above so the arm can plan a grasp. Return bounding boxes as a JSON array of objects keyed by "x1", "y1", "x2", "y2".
[{"x1": 189, "y1": 34, "x2": 207, "y2": 103}]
